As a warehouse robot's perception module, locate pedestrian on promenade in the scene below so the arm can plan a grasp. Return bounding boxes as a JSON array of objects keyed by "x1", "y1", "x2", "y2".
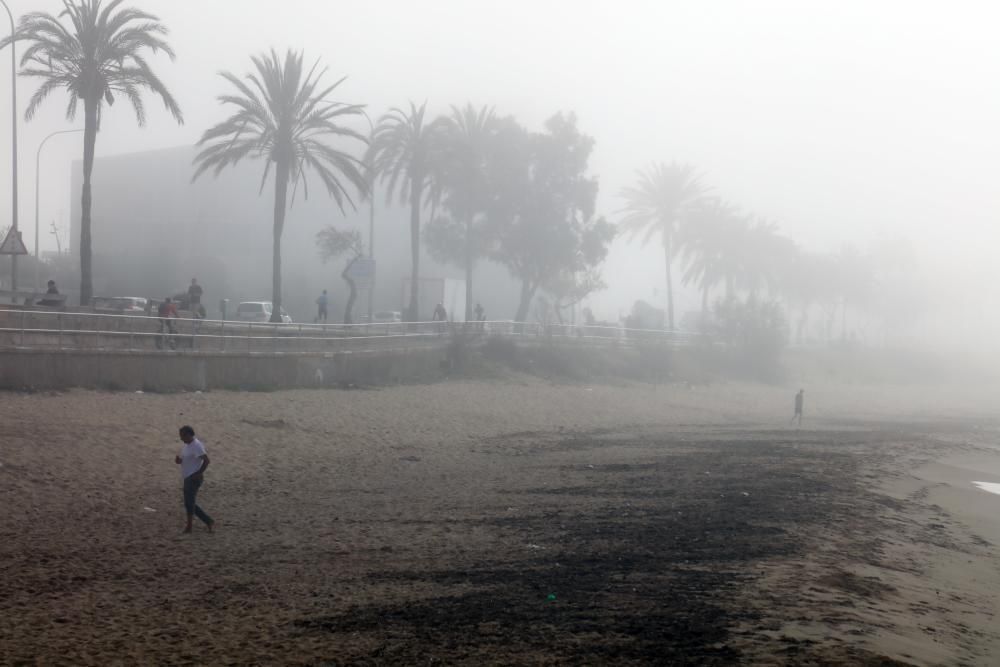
[
  {"x1": 158, "y1": 297, "x2": 178, "y2": 335},
  {"x1": 316, "y1": 290, "x2": 329, "y2": 323}
]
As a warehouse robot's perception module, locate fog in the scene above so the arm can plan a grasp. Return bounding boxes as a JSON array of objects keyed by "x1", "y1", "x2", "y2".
[{"x1": 2, "y1": 0, "x2": 999, "y2": 357}]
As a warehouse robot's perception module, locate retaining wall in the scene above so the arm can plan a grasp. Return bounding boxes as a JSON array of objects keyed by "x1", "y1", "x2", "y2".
[{"x1": 0, "y1": 345, "x2": 451, "y2": 392}]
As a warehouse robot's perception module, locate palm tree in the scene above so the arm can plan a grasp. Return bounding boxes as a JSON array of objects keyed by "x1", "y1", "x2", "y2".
[
  {"x1": 678, "y1": 197, "x2": 741, "y2": 317},
  {"x1": 367, "y1": 102, "x2": 445, "y2": 321},
  {"x1": 741, "y1": 218, "x2": 796, "y2": 298},
  {"x1": 681, "y1": 203, "x2": 797, "y2": 312},
  {"x1": 430, "y1": 103, "x2": 498, "y2": 320},
  {"x1": 4, "y1": 0, "x2": 183, "y2": 305},
  {"x1": 193, "y1": 49, "x2": 368, "y2": 322},
  {"x1": 620, "y1": 162, "x2": 709, "y2": 330}
]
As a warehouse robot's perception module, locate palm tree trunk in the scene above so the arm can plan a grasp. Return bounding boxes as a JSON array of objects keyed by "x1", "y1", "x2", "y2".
[
  {"x1": 407, "y1": 180, "x2": 421, "y2": 321},
  {"x1": 514, "y1": 279, "x2": 535, "y2": 322},
  {"x1": 464, "y1": 217, "x2": 473, "y2": 322},
  {"x1": 270, "y1": 159, "x2": 290, "y2": 323},
  {"x1": 700, "y1": 284, "x2": 709, "y2": 331},
  {"x1": 841, "y1": 298, "x2": 847, "y2": 342},
  {"x1": 341, "y1": 257, "x2": 358, "y2": 324},
  {"x1": 79, "y1": 97, "x2": 99, "y2": 306},
  {"x1": 663, "y1": 242, "x2": 675, "y2": 330}
]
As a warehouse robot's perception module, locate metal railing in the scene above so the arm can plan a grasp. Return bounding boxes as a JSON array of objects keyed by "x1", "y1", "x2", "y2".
[{"x1": 0, "y1": 309, "x2": 705, "y2": 355}]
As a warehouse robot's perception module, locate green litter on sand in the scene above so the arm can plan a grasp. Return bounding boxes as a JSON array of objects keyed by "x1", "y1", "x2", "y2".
[{"x1": 547, "y1": 593, "x2": 557, "y2": 602}]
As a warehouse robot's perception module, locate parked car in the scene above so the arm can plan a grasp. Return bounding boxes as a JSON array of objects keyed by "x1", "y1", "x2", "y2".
[
  {"x1": 372, "y1": 310, "x2": 402, "y2": 323},
  {"x1": 92, "y1": 296, "x2": 148, "y2": 313},
  {"x1": 236, "y1": 301, "x2": 292, "y2": 323}
]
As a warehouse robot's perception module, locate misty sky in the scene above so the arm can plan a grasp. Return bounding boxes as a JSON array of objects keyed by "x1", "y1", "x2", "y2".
[{"x1": 1, "y1": 0, "x2": 998, "y2": 317}]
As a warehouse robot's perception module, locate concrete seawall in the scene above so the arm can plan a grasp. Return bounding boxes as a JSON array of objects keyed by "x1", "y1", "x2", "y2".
[{"x1": 0, "y1": 345, "x2": 451, "y2": 392}]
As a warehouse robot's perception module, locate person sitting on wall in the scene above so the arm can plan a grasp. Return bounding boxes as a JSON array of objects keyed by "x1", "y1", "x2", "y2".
[{"x1": 38, "y1": 280, "x2": 62, "y2": 307}]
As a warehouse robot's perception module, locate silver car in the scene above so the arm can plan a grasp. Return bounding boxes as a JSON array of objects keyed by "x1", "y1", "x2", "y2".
[{"x1": 235, "y1": 301, "x2": 292, "y2": 323}]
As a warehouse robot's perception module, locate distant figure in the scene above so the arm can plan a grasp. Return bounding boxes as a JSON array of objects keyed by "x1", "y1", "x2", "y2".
[
  {"x1": 792, "y1": 389, "x2": 805, "y2": 427},
  {"x1": 187, "y1": 278, "x2": 203, "y2": 309},
  {"x1": 175, "y1": 425, "x2": 214, "y2": 534},
  {"x1": 158, "y1": 297, "x2": 178, "y2": 335},
  {"x1": 38, "y1": 280, "x2": 61, "y2": 307},
  {"x1": 432, "y1": 302, "x2": 448, "y2": 322},
  {"x1": 315, "y1": 290, "x2": 329, "y2": 323},
  {"x1": 474, "y1": 302, "x2": 485, "y2": 332}
]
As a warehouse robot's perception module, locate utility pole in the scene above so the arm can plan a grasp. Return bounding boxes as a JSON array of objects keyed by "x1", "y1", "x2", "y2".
[{"x1": 35, "y1": 129, "x2": 83, "y2": 289}]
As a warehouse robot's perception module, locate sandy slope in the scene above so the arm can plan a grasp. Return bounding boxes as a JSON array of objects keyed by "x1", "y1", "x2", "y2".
[{"x1": 1, "y1": 377, "x2": 999, "y2": 664}]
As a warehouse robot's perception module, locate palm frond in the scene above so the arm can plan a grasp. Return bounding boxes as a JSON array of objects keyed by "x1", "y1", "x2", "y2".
[
  {"x1": 193, "y1": 48, "x2": 367, "y2": 217},
  {"x1": 12, "y1": 0, "x2": 183, "y2": 126}
]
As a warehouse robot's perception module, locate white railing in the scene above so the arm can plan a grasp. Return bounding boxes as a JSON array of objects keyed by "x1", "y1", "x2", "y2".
[{"x1": 0, "y1": 309, "x2": 705, "y2": 354}]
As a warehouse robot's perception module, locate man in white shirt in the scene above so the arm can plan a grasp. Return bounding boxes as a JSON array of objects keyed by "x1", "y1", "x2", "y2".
[{"x1": 175, "y1": 425, "x2": 214, "y2": 533}]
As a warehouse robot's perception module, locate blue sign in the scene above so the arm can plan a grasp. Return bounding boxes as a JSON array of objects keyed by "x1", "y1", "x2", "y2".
[{"x1": 346, "y1": 257, "x2": 375, "y2": 287}]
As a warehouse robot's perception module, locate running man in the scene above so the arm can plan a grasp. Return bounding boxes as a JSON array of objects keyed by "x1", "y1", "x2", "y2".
[
  {"x1": 792, "y1": 389, "x2": 805, "y2": 427},
  {"x1": 175, "y1": 425, "x2": 214, "y2": 533}
]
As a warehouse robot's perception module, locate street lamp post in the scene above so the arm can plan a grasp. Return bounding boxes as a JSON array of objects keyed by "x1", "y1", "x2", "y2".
[
  {"x1": 35, "y1": 129, "x2": 83, "y2": 289},
  {"x1": 1, "y1": 0, "x2": 19, "y2": 293}
]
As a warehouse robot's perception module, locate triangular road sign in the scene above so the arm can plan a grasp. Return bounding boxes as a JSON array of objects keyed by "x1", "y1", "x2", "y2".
[{"x1": 0, "y1": 229, "x2": 28, "y2": 255}]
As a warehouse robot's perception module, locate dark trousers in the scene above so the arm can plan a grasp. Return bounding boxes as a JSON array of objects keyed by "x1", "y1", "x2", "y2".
[{"x1": 183, "y1": 475, "x2": 213, "y2": 525}]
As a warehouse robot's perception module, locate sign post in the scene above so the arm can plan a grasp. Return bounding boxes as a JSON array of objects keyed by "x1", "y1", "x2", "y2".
[
  {"x1": 0, "y1": 228, "x2": 28, "y2": 255},
  {"x1": 0, "y1": 229, "x2": 28, "y2": 299},
  {"x1": 346, "y1": 257, "x2": 375, "y2": 291}
]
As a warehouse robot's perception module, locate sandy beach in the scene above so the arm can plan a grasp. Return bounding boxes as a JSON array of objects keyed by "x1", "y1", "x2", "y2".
[{"x1": 2, "y1": 377, "x2": 1000, "y2": 665}]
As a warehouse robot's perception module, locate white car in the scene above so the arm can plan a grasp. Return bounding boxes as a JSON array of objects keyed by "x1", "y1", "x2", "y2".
[
  {"x1": 236, "y1": 301, "x2": 292, "y2": 323},
  {"x1": 372, "y1": 310, "x2": 402, "y2": 323},
  {"x1": 93, "y1": 296, "x2": 148, "y2": 313}
]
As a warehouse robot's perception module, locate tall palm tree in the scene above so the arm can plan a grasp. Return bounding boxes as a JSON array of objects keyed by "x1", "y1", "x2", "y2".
[
  {"x1": 4, "y1": 0, "x2": 183, "y2": 305},
  {"x1": 681, "y1": 203, "x2": 796, "y2": 310},
  {"x1": 432, "y1": 103, "x2": 498, "y2": 320},
  {"x1": 620, "y1": 162, "x2": 709, "y2": 330},
  {"x1": 193, "y1": 49, "x2": 368, "y2": 322},
  {"x1": 741, "y1": 218, "x2": 795, "y2": 298},
  {"x1": 367, "y1": 102, "x2": 444, "y2": 321},
  {"x1": 678, "y1": 197, "x2": 741, "y2": 316}
]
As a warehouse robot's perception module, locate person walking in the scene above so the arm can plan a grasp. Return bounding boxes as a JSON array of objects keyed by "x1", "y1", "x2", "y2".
[
  {"x1": 175, "y1": 425, "x2": 214, "y2": 533},
  {"x1": 158, "y1": 297, "x2": 178, "y2": 335},
  {"x1": 792, "y1": 389, "x2": 805, "y2": 427},
  {"x1": 187, "y1": 278, "x2": 206, "y2": 318},
  {"x1": 474, "y1": 302, "x2": 485, "y2": 332},
  {"x1": 187, "y1": 278, "x2": 203, "y2": 308},
  {"x1": 315, "y1": 290, "x2": 329, "y2": 323}
]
